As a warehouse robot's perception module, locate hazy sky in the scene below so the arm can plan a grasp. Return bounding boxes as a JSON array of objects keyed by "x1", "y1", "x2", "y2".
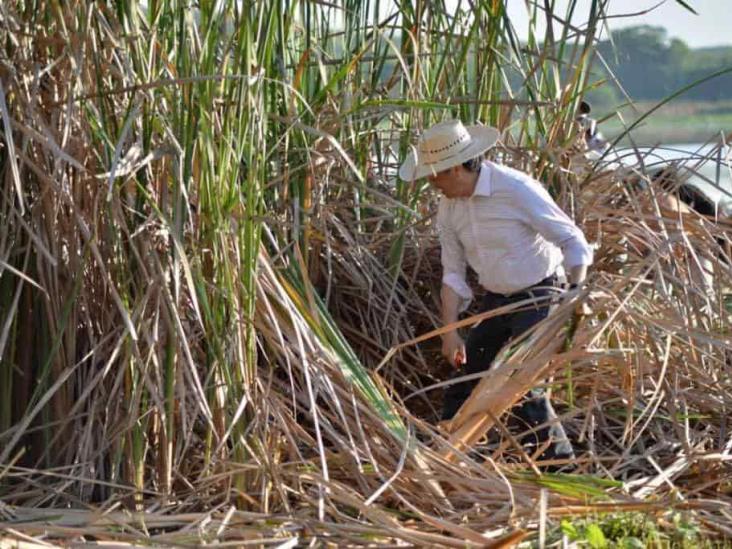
[{"x1": 503, "y1": 0, "x2": 731, "y2": 48}]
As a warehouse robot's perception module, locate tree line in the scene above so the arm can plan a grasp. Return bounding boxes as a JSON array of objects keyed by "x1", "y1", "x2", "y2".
[{"x1": 589, "y1": 25, "x2": 732, "y2": 106}]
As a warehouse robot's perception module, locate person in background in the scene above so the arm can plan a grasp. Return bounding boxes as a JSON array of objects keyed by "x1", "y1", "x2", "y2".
[
  {"x1": 576, "y1": 100, "x2": 608, "y2": 155},
  {"x1": 399, "y1": 119, "x2": 594, "y2": 464}
]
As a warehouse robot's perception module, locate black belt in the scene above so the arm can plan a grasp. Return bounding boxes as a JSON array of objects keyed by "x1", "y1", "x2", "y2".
[{"x1": 484, "y1": 273, "x2": 559, "y2": 300}]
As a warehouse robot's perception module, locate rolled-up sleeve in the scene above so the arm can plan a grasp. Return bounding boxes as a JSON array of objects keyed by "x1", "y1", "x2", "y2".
[
  {"x1": 437, "y1": 200, "x2": 473, "y2": 310},
  {"x1": 514, "y1": 178, "x2": 594, "y2": 269}
]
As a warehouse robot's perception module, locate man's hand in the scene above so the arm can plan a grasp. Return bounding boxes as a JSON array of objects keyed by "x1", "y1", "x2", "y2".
[
  {"x1": 441, "y1": 331, "x2": 466, "y2": 368},
  {"x1": 566, "y1": 265, "x2": 592, "y2": 316},
  {"x1": 563, "y1": 282, "x2": 593, "y2": 317}
]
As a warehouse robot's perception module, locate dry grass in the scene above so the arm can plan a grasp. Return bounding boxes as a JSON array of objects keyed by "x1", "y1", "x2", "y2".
[{"x1": 1, "y1": 0, "x2": 732, "y2": 546}]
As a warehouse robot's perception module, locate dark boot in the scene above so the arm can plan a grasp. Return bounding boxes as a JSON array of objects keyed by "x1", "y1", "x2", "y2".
[{"x1": 512, "y1": 390, "x2": 575, "y2": 469}]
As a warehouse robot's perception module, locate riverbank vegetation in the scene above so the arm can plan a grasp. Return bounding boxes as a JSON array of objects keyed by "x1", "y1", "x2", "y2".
[
  {"x1": 1, "y1": 0, "x2": 731, "y2": 546},
  {"x1": 601, "y1": 99, "x2": 732, "y2": 145}
]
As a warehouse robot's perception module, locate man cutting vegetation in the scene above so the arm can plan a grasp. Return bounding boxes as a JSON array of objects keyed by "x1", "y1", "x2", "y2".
[{"x1": 399, "y1": 119, "x2": 593, "y2": 463}]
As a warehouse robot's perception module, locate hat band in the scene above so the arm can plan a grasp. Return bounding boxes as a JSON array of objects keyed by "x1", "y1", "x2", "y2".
[{"x1": 422, "y1": 139, "x2": 475, "y2": 166}]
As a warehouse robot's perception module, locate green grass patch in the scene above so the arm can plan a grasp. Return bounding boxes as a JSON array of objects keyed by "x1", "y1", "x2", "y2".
[{"x1": 538, "y1": 511, "x2": 720, "y2": 548}]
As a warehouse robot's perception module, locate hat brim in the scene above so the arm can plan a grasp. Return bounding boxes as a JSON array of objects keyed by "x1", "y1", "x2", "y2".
[{"x1": 398, "y1": 125, "x2": 501, "y2": 181}]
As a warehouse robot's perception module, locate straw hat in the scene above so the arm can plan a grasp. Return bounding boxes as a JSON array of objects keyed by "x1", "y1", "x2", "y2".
[{"x1": 398, "y1": 120, "x2": 500, "y2": 181}]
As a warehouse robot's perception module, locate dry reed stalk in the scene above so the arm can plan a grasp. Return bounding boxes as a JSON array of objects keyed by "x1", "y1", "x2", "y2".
[{"x1": 2, "y1": 0, "x2": 732, "y2": 546}]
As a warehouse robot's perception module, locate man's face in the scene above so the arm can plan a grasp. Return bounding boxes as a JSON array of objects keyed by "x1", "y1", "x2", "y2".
[
  {"x1": 427, "y1": 166, "x2": 471, "y2": 198},
  {"x1": 427, "y1": 167, "x2": 458, "y2": 197}
]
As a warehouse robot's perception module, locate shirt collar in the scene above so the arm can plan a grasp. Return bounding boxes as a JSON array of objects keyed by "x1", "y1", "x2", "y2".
[{"x1": 471, "y1": 161, "x2": 492, "y2": 197}]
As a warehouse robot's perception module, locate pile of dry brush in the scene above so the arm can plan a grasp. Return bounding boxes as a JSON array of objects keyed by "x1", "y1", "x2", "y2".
[{"x1": 1, "y1": 1, "x2": 732, "y2": 546}]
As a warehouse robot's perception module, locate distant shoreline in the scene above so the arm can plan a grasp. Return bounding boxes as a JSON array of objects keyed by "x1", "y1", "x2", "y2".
[{"x1": 599, "y1": 99, "x2": 732, "y2": 147}]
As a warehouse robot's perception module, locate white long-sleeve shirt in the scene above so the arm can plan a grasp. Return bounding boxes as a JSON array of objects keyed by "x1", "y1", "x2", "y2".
[{"x1": 437, "y1": 161, "x2": 593, "y2": 304}]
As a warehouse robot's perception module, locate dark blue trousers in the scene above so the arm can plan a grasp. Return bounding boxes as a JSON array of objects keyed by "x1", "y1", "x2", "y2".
[{"x1": 441, "y1": 275, "x2": 574, "y2": 461}]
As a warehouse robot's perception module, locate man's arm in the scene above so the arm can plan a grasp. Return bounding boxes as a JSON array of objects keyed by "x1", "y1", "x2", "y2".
[
  {"x1": 436, "y1": 200, "x2": 471, "y2": 367},
  {"x1": 440, "y1": 284, "x2": 466, "y2": 367},
  {"x1": 514, "y1": 177, "x2": 594, "y2": 277}
]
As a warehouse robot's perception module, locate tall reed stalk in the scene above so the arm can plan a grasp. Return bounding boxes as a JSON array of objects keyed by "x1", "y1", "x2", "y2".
[{"x1": 2, "y1": 0, "x2": 730, "y2": 545}]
